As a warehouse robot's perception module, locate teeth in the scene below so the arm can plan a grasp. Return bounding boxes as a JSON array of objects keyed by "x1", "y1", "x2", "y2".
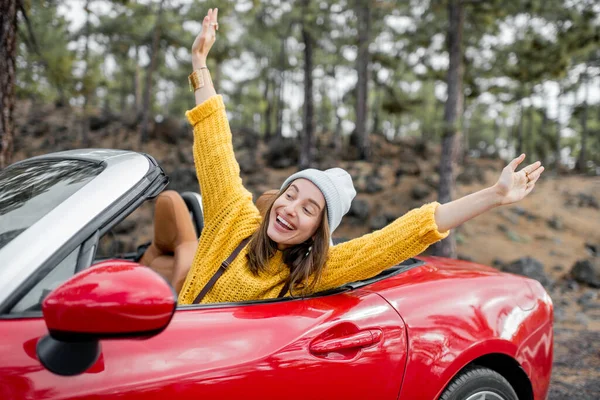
[{"x1": 277, "y1": 215, "x2": 294, "y2": 230}]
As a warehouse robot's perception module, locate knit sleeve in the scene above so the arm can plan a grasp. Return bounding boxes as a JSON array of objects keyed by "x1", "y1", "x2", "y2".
[
  {"x1": 185, "y1": 95, "x2": 259, "y2": 226},
  {"x1": 315, "y1": 202, "x2": 449, "y2": 291}
]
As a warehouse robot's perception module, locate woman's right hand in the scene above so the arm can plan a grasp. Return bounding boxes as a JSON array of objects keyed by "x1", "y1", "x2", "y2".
[{"x1": 191, "y1": 8, "x2": 218, "y2": 68}]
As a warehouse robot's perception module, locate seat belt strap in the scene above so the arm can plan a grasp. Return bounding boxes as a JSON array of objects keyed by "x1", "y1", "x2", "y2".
[
  {"x1": 192, "y1": 237, "x2": 251, "y2": 304},
  {"x1": 277, "y1": 280, "x2": 291, "y2": 298}
]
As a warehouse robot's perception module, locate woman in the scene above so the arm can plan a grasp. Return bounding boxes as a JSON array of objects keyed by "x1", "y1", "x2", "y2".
[{"x1": 177, "y1": 9, "x2": 545, "y2": 305}]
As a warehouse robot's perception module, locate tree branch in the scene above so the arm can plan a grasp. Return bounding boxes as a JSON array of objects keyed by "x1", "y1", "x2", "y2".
[{"x1": 17, "y1": 0, "x2": 41, "y2": 56}]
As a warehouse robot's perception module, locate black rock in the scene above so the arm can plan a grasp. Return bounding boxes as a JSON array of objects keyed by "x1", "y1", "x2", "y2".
[
  {"x1": 332, "y1": 237, "x2": 350, "y2": 245},
  {"x1": 89, "y1": 114, "x2": 112, "y2": 131},
  {"x1": 458, "y1": 254, "x2": 474, "y2": 262},
  {"x1": 348, "y1": 199, "x2": 370, "y2": 221},
  {"x1": 237, "y1": 151, "x2": 258, "y2": 174},
  {"x1": 411, "y1": 183, "x2": 431, "y2": 200},
  {"x1": 577, "y1": 193, "x2": 599, "y2": 209},
  {"x1": 113, "y1": 220, "x2": 137, "y2": 234},
  {"x1": 365, "y1": 176, "x2": 384, "y2": 193},
  {"x1": 457, "y1": 164, "x2": 485, "y2": 185},
  {"x1": 577, "y1": 290, "x2": 598, "y2": 307},
  {"x1": 502, "y1": 257, "x2": 553, "y2": 288},
  {"x1": 571, "y1": 259, "x2": 600, "y2": 288},
  {"x1": 423, "y1": 173, "x2": 439, "y2": 189},
  {"x1": 265, "y1": 137, "x2": 299, "y2": 169},
  {"x1": 151, "y1": 117, "x2": 187, "y2": 144},
  {"x1": 547, "y1": 216, "x2": 564, "y2": 231},
  {"x1": 497, "y1": 224, "x2": 509, "y2": 233},
  {"x1": 168, "y1": 168, "x2": 199, "y2": 193},
  {"x1": 369, "y1": 214, "x2": 388, "y2": 231},
  {"x1": 511, "y1": 206, "x2": 527, "y2": 216},
  {"x1": 584, "y1": 242, "x2": 599, "y2": 257}
]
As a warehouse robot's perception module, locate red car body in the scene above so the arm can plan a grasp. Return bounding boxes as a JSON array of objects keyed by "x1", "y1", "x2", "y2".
[{"x1": 0, "y1": 256, "x2": 553, "y2": 400}]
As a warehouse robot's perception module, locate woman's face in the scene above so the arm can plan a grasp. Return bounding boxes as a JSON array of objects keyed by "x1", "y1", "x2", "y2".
[{"x1": 267, "y1": 179, "x2": 326, "y2": 249}]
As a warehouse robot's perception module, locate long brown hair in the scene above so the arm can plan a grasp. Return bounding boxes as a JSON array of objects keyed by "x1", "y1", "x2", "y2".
[{"x1": 247, "y1": 185, "x2": 330, "y2": 296}]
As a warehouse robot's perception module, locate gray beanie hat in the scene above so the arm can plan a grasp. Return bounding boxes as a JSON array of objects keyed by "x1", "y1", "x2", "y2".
[{"x1": 281, "y1": 168, "x2": 356, "y2": 234}]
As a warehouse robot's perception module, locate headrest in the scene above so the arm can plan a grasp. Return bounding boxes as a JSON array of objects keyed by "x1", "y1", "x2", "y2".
[
  {"x1": 255, "y1": 189, "x2": 279, "y2": 217},
  {"x1": 153, "y1": 190, "x2": 197, "y2": 253}
]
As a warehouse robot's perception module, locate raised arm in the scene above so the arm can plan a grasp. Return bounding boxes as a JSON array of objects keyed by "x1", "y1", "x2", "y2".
[
  {"x1": 316, "y1": 154, "x2": 544, "y2": 291},
  {"x1": 434, "y1": 154, "x2": 544, "y2": 232},
  {"x1": 186, "y1": 8, "x2": 258, "y2": 226}
]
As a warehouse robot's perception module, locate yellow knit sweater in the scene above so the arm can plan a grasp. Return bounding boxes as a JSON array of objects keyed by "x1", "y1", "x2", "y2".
[{"x1": 178, "y1": 95, "x2": 449, "y2": 305}]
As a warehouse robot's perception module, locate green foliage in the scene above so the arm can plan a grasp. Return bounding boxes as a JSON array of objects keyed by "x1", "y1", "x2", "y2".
[
  {"x1": 17, "y1": 1, "x2": 76, "y2": 102},
  {"x1": 11, "y1": 0, "x2": 600, "y2": 173}
]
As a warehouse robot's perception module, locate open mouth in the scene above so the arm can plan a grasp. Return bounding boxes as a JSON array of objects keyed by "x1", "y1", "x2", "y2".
[{"x1": 276, "y1": 215, "x2": 295, "y2": 231}]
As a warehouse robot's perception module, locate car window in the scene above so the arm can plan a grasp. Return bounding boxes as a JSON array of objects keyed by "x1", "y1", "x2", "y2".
[
  {"x1": 10, "y1": 246, "x2": 80, "y2": 313},
  {"x1": 0, "y1": 159, "x2": 104, "y2": 251},
  {"x1": 94, "y1": 200, "x2": 154, "y2": 261}
]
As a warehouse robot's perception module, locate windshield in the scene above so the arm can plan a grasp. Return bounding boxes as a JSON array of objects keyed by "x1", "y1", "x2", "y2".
[{"x1": 0, "y1": 159, "x2": 104, "y2": 251}]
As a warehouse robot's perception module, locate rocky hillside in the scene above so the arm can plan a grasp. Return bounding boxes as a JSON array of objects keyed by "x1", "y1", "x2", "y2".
[{"x1": 12, "y1": 100, "x2": 600, "y2": 399}]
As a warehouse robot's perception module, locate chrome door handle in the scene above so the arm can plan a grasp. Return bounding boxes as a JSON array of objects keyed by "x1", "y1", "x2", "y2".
[{"x1": 309, "y1": 329, "x2": 382, "y2": 354}]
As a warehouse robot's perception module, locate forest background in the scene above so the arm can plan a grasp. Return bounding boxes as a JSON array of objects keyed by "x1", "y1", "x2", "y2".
[
  {"x1": 1, "y1": 1, "x2": 600, "y2": 397},
  {"x1": 1, "y1": 0, "x2": 599, "y2": 258}
]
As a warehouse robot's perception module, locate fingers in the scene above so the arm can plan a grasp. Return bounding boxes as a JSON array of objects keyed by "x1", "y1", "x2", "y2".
[
  {"x1": 525, "y1": 182, "x2": 535, "y2": 196},
  {"x1": 508, "y1": 153, "x2": 525, "y2": 171},
  {"x1": 202, "y1": 11, "x2": 210, "y2": 31},
  {"x1": 522, "y1": 160, "x2": 542, "y2": 174},
  {"x1": 202, "y1": 8, "x2": 219, "y2": 36},
  {"x1": 528, "y1": 165, "x2": 544, "y2": 183}
]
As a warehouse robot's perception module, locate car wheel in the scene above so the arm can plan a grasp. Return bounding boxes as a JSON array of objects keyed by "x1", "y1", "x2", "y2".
[{"x1": 439, "y1": 366, "x2": 518, "y2": 400}]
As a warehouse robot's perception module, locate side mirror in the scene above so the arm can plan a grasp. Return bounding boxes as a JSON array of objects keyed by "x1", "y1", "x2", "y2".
[{"x1": 37, "y1": 260, "x2": 176, "y2": 376}]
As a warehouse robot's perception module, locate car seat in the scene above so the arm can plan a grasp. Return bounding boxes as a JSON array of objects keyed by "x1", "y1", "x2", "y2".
[
  {"x1": 181, "y1": 191, "x2": 204, "y2": 237},
  {"x1": 139, "y1": 190, "x2": 198, "y2": 294}
]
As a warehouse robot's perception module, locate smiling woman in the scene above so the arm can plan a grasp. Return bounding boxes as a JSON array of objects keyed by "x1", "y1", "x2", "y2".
[{"x1": 177, "y1": 8, "x2": 544, "y2": 305}]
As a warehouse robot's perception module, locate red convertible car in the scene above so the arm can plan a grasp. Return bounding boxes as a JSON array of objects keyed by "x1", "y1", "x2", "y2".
[{"x1": 0, "y1": 150, "x2": 553, "y2": 399}]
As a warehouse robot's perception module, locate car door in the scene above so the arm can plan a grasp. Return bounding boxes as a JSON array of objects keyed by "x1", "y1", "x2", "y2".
[{"x1": 0, "y1": 289, "x2": 407, "y2": 400}]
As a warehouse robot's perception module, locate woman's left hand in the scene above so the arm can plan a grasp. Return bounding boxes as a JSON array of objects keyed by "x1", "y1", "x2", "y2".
[{"x1": 494, "y1": 154, "x2": 544, "y2": 206}]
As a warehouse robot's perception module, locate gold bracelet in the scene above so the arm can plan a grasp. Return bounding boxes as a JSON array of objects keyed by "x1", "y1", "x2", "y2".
[{"x1": 188, "y1": 67, "x2": 209, "y2": 92}]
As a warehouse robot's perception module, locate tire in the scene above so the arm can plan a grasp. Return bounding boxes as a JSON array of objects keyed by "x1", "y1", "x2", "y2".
[{"x1": 439, "y1": 366, "x2": 519, "y2": 400}]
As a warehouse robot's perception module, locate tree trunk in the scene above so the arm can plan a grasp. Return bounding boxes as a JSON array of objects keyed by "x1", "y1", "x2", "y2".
[
  {"x1": 516, "y1": 102, "x2": 524, "y2": 155},
  {"x1": 0, "y1": 0, "x2": 18, "y2": 168},
  {"x1": 526, "y1": 106, "x2": 533, "y2": 158},
  {"x1": 139, "y1": 0, "x2": 165, "y2": 144},
  {"x1": 432, "y1": 0, "x2": 464, "y2": 259},
  {"x1": 133, "y1": 46, "x2": 141, "y2": 115},
  {"x1": 354, "y1": 0, "x2": 370, "y2": 160},
  {"x1": 462, "y1": 105, "x2": 471, "y2": 161},
  {"x1": 264, "y1": 76, "x2": 272, "y2": 141},
  {"x1": 576, "y1": 67, "x2": 589, "y2": 172},
  {"x1": 275, "y1": 71, "x2": 284, "y2": 138},
  {"x1": 81, "y1": 0, "x2": 91, "y2": 147},
  {"x1": 540, "y1": 108, "x2": 548, "y2": 164},
  {"x1": 299, "y1": 0, "x2": 314, "y2": 169},
  {"x1": 274, "y1": 35, "x2": 288, "y2": 139},
  {"x1": 493, "y1": 117, "x2": 500, "y2": 156},
  {"x1": 213, "y1": 61, "x2": 221, "y2": 94},
  {"x1": 372, "y1": 85, "x2": 381, "y2": 136},
  {"x1": 555, "y1": 85, "x2": 563, "y2": 172}
]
